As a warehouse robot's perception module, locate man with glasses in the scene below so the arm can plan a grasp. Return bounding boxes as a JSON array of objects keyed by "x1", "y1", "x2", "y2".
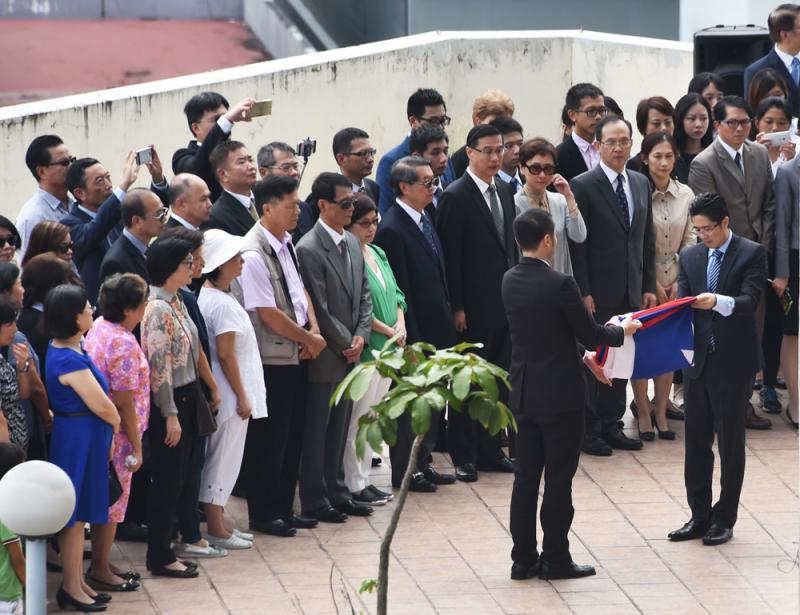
[
  {"x1": 436, "y1": 124, "x2": 518, "y2": 482},
  {"x1": 376, "y1": 88, "x2": 449, "y2": 213},
  {"x1": 409, "y1": 124, "x2": 451, "y2": 221},
  {"x1": 207, "y1": 140, "x2": 260, "y2": 237},
  {"x1": 16, "y1": 134, "x2": 76, "y2": 261},
  {"x1": 491, "y1": 116, "x2": 525, "y2": 195},
  {"x1": 556, "y1": 83, "x2": 607, "y2": 182},
  {"x1": 296, "y1": 172, "x2": 374, "y2": 523},
  {"x1": 333, "y1": 127, "x2": 380, "y2": 203},
  {"x1": 688, "y1": 95, "x2": 775, "y2": 430},
  {"x1": 570, "y1": 114, "x2": 657, "y2": 456}
]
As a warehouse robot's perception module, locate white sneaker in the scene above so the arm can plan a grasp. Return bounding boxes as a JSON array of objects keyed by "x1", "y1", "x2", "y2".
[
  {"x1": 173, "y1": 542, "x2": 228, "y2": 558},
  {"x1": 205, "y1": 533, "x2": 252, "y2": 550},
  {"x1": 232, "y1": 528, "x2": 254, "y2": 541}
]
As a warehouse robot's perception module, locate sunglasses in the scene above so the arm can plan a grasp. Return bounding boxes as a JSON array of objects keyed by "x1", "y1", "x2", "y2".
[
  {"x1": 0, "y1": 236, "x2": 18, "y2": 248},
  {"x1": 524, "y1": 163, "x2": 556, "y2": 176},
  {"x1": 56, "y1": 242, "x2": 74, "y2": 254},
  {"x1": 47, "y1": 156, "x2": 77, "y2": 167},
  {"x1": 331, "y1": 198, "x2": 357, "y2": 209}
]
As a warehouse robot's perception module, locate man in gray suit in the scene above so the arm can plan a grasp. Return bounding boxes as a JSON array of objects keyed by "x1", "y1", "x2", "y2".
[
  {"x1": 569, "y1": 115, "x2": 656, "y2": 456},
  {"x1": 296, "y1": 172, "x2": 374, "y2": 522},
  {"x1": 688, "y1": 95, "x2": 775, "y2": 430}
]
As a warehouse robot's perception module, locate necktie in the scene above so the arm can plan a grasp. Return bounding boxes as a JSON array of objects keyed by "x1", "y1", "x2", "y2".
[
  {"x1": 509, "y1": 177, "x2": 520, "y2": 193},
  {"x1": 338, "y1": 240, "x2": 353, "y2": 290},
  {"x1": 792, "y1": 57, "x2": 800, "y2": 87},
  {"x1": 487, "y1": 184, "x2": 505, "y2": 245},
  {"x1": 615, "y1": 175, "x2": 631, "y2": 229},
  {"x1": 707, "y1": 249, "x2": 723, "y2": 350},
  {"x1": 734, "y1": 152, "x2": 744, "y2": 175},
  {"x1": 420, "y1": 213, "x2": 439, "y2": 256},
  {"x1": 248, "y1": 197, "x2": 259, "y2": 222}
]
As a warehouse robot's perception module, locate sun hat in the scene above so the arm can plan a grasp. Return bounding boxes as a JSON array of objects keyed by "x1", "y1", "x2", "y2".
[{"x1": 201, "y1": 228, "x2": 245, "y2": 274}]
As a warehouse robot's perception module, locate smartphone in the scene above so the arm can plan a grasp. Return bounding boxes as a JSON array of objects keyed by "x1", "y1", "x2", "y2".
[
  {"x1": 768, "y1": 278, "x2": 795, "y2": 315},
  {"x1": 135, "y1": 146, "x2": 153, "y2": 166},
  {"x1": 250, "y1": 99, "x2": 273, "y2": 118},
  {"x1": 763, "y1": 130, "x2": 791, "y2": 147}
]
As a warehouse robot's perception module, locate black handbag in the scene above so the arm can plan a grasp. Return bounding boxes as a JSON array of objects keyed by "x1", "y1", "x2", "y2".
[{"x1": 108, "y1": 462, "x2": 123, "y2": 506}]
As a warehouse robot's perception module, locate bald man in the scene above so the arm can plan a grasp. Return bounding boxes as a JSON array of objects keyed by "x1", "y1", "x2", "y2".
[{"x1": 166, "y1": 173, "x2": 213, "y2": 230}]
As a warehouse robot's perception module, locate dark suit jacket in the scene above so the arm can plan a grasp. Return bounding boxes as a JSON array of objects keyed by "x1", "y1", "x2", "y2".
[
  {"x1": 375, "y1": 203, "x2": 456, "y2": 349},
  {"x1": 569, "y1": 165, "x2": 656, "y2": 310},
  {"x1": 449, "y1": 145, "x2": 469, "y2": 181},
  {"x1": 556, "y1": 137, "x2": 589, "y2": 182},
  {"x1": 678, "y1": 234, "x2": 767, "y2": 379},
  {"x1": 291, "y1": 200, "x2": 317, "y2": 244},
  {"x1": 361, "y1": 178, "x2": 380, "y2": 205},
  {"x1": 172, "y1": 123, "x2": 228, "y2": 202},
  {"x1": 744, "y1": 49, "x2": 800, "y2": 118},
  {"x1": 503, "y1": 257, "x2": 624, "y2": 420},
  {"x1": 207, "y1": 190, "x2": 255, "y2": 237},
  {"x1": 435, "y1": 172, "x2": 519, "y2": 330},
  {"x1": 99, "y1": 233, "x2": 149, "y2": 284},
  {"x1": 376, "y1": 136, "x2": 411, "y2": 213}
]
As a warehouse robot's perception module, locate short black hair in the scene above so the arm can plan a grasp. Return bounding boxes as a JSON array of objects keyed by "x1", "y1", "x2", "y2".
[
  {"x1": 688, "y1": 72, "x2": 725, "y2": 96},
  {"x1": 714, "y1": 95, "x2": 752, "y2": 123},
  {"x1": 635, "y1": 96, "x2": 675, "y2": 136},
  {"x1": 755, "y1": 96, "x2": 793, "y2": 125},
  {"x1": 146, "y1": 236, "x2": 194, "y2": 287},
  {"x1": 332, "y1": 127, "x2": 369, "y2": 157},
  {"x1": 690, "y1": 192, "x2": 729, "y2": 223},
  {"x1": 0, "y1": 217, "x2": 20, "y2": 249},
  {"x1": 310, "y1": 172, "x2": 352, "y2": 203},
  {"x1": 604, "y1": 95, "x2": 624, "y2": 118},
  {"x1": 390, "y1": 156, "x2": 431, "y2": 196},
  {"x1": 0, "y1": 262, "x2": 20, "y2": 297},
  {"x1": 674, "y1": 93, "x2": 713, "y2": 152},
  {"x1": 0, "y1": 296, "x2": 18, "y2": 327},
  {"x1": 66, "y1": 157, "x2": 100, "y2": 196},
  {"x1": 0, "y1": 442, "x2": 25, "y2": 481},
  {"x1": 183, "y1": 91, "x2": 229, "y2": 134},
  {"x1": 25, "y1": 134, "x2": 64, "y2": 181},
  {"x1": 21, "y1": 254, "x2": 79, "y2": 307},
  {"x1": 594, "y1": 114, "x2": 633, "y2": 142},
  {"x1": 209, "y1": 140, "x2": 246, "y2": 176},
  {"x1": 44, "y1": 284, "x2": 87, "y2": 339},
  {"x1": 121, "y1": 188, "x2": 155, "y2": 228},
  {"x1": 98, "y1": 273, "x2": 148, "y2": 324},
  {"x1": 407, "y1": 88, "x2": 446, "y2": 119},
  {"x1": 159, "y1": 226, "x2": 204, "y2": 251},
  {"x1": 347, "y1": 194, "x2": 379, "y2": 229},
  {"x1": 466, "y1": 124, "x2": 502, "y2": 149},
  {"x1": 409, "y1": 124, "x2": 449, "y2": 155},
  {"x1": 514, "y1": 208, "x2": 555, "y2": 251},
  {"x1": 565, "y1": 83, "x2": 604, "y2": 111},
  {"x1": 257, "y1": 141, "x2": 295, "y2": 169},
  {"x1": 253, "y1": 175, "x2": 299, "y2": 212},
  {"x1": 490, "y1": 116, "x2": 524, "y2": 137}
]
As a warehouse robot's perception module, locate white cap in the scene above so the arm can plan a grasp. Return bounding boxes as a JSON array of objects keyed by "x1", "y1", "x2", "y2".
[{"x1": 201, "y1": 229, "x2": 245, "y2": 274}]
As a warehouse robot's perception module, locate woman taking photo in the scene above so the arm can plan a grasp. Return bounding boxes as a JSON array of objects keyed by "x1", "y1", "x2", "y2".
[
  {"x1": 752, "y1": 97, "x2": 796, "y2": 176},
  {"x1": 515, "y1": 138, "x2": 586, "y2": 276},
  {"x1": 20, "y1": 220, "x2": 73, "y2": 267},
  {"x1": 198, "y1": 229, "x2": 267, "y2": 548},
  {"x1": 45, "y1": 284, "x2": 120, "y2": 612},
  {"x1": 673, "y1": 93, "x2": 713, "y2": 183},
  {"x1": 84, "y1": 273, "x2": 150, "y2": 592},
  {"x1": 631, "y1": 132, "x2": 695, "y2": 441}
]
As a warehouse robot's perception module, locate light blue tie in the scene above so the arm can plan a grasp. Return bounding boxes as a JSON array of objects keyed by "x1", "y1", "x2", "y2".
[
  {"x1": 707, "y1": 249, "x2": 723, "y2": 350},
  {"x1": 792, "y1": 57, "x2": 800, "y2": 87}
]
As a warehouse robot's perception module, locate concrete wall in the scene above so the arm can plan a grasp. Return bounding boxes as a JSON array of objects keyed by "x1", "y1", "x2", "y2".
[
  {"x1": 0, "y1": 30, "x2": 693, "y2": 221},
  {"x1": 0, "y1": 0, "x2": 243, "y2": 19}
]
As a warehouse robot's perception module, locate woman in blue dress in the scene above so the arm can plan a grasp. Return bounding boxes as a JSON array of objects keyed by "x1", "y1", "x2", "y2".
[{"x1": 45, "y1": 284, "x2": 120, "y2": 612}]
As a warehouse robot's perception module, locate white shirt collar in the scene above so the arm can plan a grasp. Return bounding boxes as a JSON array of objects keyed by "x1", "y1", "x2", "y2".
[
  {"x1": 319, "y1": 218, "x2": 345, "y2": 246},
  {"x1": 709, "y1": 230, "x2": 734, "y2": 257},
  {"x1": 77, "y1": 205, "x2": 97, "y2": 220},
  {"x1": 497, "y1": 169, "x2": 521, "y2": 184},
  {"x1": 717, "y1": 137, "x2": 744, "y2": 160},
  {"x1": 572, "y1": 131, "x2": 594, "y2": 153},
  {"x1": 168, "y1": 211, "x2": 199, "y2": 230},
  {"x1": 396, "y1": 198, "x2": 423, "y2": 226},
  {"x1": 598, "y1": 160, "x2": 628, "y2": 186},
  {"x1": 774, "y1": 44, "x2": 798, "y2": 72},
  {"x1": 466, "y1": 168, "x2": 495, "y2": 194},
  {"x1": 224, "y1": 189, "x2": 254, "y2": 209},
  {"x1": 260, "y1": 223, "x2": 292, "y2": 254}
]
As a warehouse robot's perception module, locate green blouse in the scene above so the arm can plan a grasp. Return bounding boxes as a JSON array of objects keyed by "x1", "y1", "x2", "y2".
[{"x1": 361, "y1": 243, "x2": 407, "y2": 362}]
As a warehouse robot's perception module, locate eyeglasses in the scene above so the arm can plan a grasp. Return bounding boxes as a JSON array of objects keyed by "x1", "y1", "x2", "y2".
[
  {"x1": 599, "y1": 139, "x2": 632, "y2": 149},
  {"x1": 469, "y1": 146, "x2": 506, "y2": 157},
  {"x1": 0, "y1": 236, "x2": 18, "y2": 248},
  {"x1": 355, "y1": 219, "x2": 379, "y2": 228},
  {"x1": 418, "y1": 115, "x2": 451, "y2": 127},
  {"x1": 268, "y1": 162, "x2": 303, "y2": 172},
  {"x1": 331, "y1": 198, "x2": 357, "y2": 209},
  {"x1": 344, "y1": 149, "x2": 377, "y2": 159},
  {"x1": 720, "y1": 118, "x2": 752, "y2": 130},
  {"x1": 524, "y1": 163, "x2": 556, "y2": 176},
  {"x1": 47, "y1": 156, "x2": 77, "y2": 167},
  {"x1": 180, "y1": 256, "x2": 195, "y2": 267},
  {"x1": 576, "y1": 106, "x2": 609, "y2": 119},
  {"x1": 56, "y1": 242, "x2": 74, "y2": 254},
  {"x1": 147, "y1": 208, "x2": 169, "y2": 221},
  {"x1": 414, "y1": 178, "x2": 437, "y2": 189},
  {"x1": 693, "y1": 222, "x2": 720, "y2": 236}
]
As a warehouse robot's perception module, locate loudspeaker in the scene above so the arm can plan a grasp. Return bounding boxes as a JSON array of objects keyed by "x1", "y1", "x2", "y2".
[{"x1": 694, "y1": 25, "x2": 771, "y2": 97}]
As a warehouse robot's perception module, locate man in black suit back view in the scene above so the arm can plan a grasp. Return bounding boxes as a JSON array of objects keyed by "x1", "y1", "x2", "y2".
[
  {"x1": 206, "y1": 140, "x2": 260, "y2": 237},
  {"x1": 668, "y1": 193, "x2": 767, "y2": 547},
  {"x1": 172, "y1": 92, "x2": 256, "y2": 202},
  {"x1": 503, "y1": 208, "x2": 639, "y2": 581},
  {"x1": 555, "y1": 83, "x2": 606, "y2": 182},
  {"x1": 436, "y1": 124, "x2": 518, "y2": 482},
  {"x1": 333, "y1": 127, "x2": 381, "y2": 203}
]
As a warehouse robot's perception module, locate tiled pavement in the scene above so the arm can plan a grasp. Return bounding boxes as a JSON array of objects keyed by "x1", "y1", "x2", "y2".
[{"x1": 48, "y1": 392, "x2": 798, "y2": 614}]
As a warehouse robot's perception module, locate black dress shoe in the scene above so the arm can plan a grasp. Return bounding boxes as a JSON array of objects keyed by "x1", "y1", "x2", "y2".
[
  {"x1": 114, "y1": 522, "x2": 148, "y2": 543},
  {"x1": 639, "y1": 431, "x2": 655, "y2": 442},
  {"x1": 371, "y1": 456, "x2": 382, "y2": 467},
  {"x1": 422, "y1": 466, "x2": 456, "y2": 485},
  {"x1": 539, "y1": 559, "x2": 596, "y2": 580},
  {"x1": 281, "y1": 514, "x2": 319, "y2": 529},
  {"x1": 668, "y1": 518, "x2": 710, "y2": 541},
  {"x1": 334, "y1": 499, "x2": 373, "y2": 517},
  {"x1": 302, "y1": 505, "x2": 348, "y2": 523},
  {"x1": 603, "y1": 428, "x2": 643, "y2": 451},
  {"x1": 352, "y1": 487, "x2": 389, "y2": 505},
  {"x1": 478, "y1": 456, "x2": 515, "y2": 473},
  {"x1": 249, "y1": 518, "x2": 297, "y2": 537},
  {"x1": 455, "y1": 463, "x2": 478, "y2": 482},
  {"x1": 56, "y1": 586, "x2": 108, "y2": 612},
  {"x1": 147, "y1": 564, "x2": 199, "y2": 579},
  {"x1": 656, "y1": 425, "x2": 676, "y2": 440},
  {"x1": 367, "y1": 485, "x2": 393, "y2": 501},
  {"x1": 581, "y1": 434, "x2": 612, "y2": 456},
  {"x1": 510, "y1": 560, "x2": 540, "y2": 580},
  {"x1": 666, "y1": 406, "x2": 685, "y2": 421},
  {"x1": 703, "y1": 524, "x2": 733, "y2": 545},
  {"x1": 408, "y1": 473, "x2": 437, "y2": 492}
]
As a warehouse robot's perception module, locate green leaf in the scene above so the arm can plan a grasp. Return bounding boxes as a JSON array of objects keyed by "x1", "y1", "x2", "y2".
[
  {"x1": 349, "y1": 365, "x2": 377, "y2": 402},
  {"x1": 469, "y1": 395, "x2": 494, "y2": 427},
  {"x1": 377, "y1": 413, "x2": 399, "y2": 446},
  {"x1": 366, "y1": 421, "x2": 384, "y2": 453},
  {"x1": 359, "y1": 579, "x2": 377, "y2": 594},
  {"x1": 355, "y1": 419, "x2": 369, "y2": 459},
  {"x1": 423, "y1": 389, "x2": 446, "y2": 410},
  {"x1": 440, "y1": 387, "x2": 462, "y2": 411},
  {"x1": 453, "y1": 366, "x2": 472, "y2": 400},
  {"x1": 330, "y1": 365, "x2": 366, "y2": 406},
  {"x1": 452, "y1": 341, "x2": 483, "y2": 353},
  {"x1": 411, "y1": 396, "x2": 431, "y2": 435},
  {"x1": 473, "y1": 366, "x2": 498, "y2": 402},
  {"x1": 386, "y1": 390, "x2": 417, "y2": 419},
  {"x1": 380, "y1": 354, "x2": 406, "y2": 371}
]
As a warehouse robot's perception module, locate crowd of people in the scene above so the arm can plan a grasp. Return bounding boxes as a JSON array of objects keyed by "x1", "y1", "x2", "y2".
[{"x1": 0, "y1": 3, "x2": 799, "y2": 609}]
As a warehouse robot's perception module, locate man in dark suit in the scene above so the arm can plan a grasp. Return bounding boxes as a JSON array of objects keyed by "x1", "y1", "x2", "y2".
[
  {"x1": 375, "y1": 156, "x2": 457, "y2": 492},
  {"x1": 165, "y1": 173, "x2": 212, "y2": 231},
  {"x1": 408, "y1": 124, "x2": 450, "y2": 221},
  {"x1": 172, "y1": 92, "x2": 256, "y2": 202},
  {"x1": 744, "y1": 5, "x2": 800, "y2": 117},
  {"x1": 569, "y1": 114, "x2": 657, "y2": 455},
  {"x1": 491, "y1": 116, "x2": 525, "y2": 194},
  {"x1": 206, "y1": 140, "x2": 259, "y2": 236},
  {"x1": 556, "y1": 83, "x2": 606, "y2": 182},
  {"x1": 668, "y1": 193, "x2": 768, "y2": 546},
  {"x1": 332, "y1": 127, "x2": 380, "y2": 203},
  {"x1": 436, "y1": 124, "x2": 518, "y2": 482},
  {"x1": 503, "y1": 208, "x2": 639, "y2": 581},
  {"x1": 296, "y1": 173, "x2": 374, "y2": 523},
  {"x1": 100, "y1": 188, "x2": 168, "y2": 283}
]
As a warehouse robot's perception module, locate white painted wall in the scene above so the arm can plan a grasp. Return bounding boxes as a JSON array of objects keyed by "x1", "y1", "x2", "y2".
[
  {"x1": 0, "y1": 30, "x2": 693, "y2": 221},
  {"x1": 679, "y1": 0, "x2": 776, "y2": 41}
]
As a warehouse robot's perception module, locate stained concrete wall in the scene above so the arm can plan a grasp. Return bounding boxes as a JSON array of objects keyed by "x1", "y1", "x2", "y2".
[{"x1": 0, "y1": 30, "x2": 693, "y2": 220}]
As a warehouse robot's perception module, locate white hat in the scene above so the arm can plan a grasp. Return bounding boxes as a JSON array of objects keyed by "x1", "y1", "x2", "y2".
[{"x1": 201, "y1": 229, "x2": 246, "y2": 274}]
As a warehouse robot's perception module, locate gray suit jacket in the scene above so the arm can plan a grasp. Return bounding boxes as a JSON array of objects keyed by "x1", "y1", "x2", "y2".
[
  {"x1": 773, "y1": 155, "x2": 800, "y2": 279},
  {"x1": 688, "y1": 139, "x2": 775, "y2": 254},
  {"x1": 296, "y1": 222, "x2": 372, "y2": 383}
]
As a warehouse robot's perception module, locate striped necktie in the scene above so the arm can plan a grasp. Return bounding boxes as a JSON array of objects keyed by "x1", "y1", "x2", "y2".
[{"x1": 707, "y1": 248, "x2": 723, "y2": 350}]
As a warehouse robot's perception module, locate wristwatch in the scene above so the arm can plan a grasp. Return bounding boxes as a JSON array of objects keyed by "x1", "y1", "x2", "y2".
[{"x1": 15, "y1": 359, "x2": 29, "y2": 373}]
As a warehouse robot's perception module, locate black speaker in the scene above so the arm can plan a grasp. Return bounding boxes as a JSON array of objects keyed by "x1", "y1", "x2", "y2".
[{"x1": 694, "y1": 25, "x2": 772, "y2": 97}]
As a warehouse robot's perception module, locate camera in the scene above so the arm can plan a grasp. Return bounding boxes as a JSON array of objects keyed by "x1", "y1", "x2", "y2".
[
  {"x1": 297, "y1": 137, "x2": 317, "y2": 160},
  {"x1": 135, "y1": 146, "x2": 154, "y2": 166}
]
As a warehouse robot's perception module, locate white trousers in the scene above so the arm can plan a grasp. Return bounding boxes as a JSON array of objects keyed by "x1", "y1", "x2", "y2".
[
  {"x1": 343, "y1": 373, "x2": 391, "y2": 493},
  {"x1": 199, "y1": 413, "x2": 249, "y2": 506}
]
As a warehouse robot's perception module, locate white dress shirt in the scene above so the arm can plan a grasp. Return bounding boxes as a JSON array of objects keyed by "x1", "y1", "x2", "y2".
[
  {"x1": 168, "y1": 211, "x2": 199, "y2": 230},
  {"x1": 708, "y1": 230, "x2": 736, "y2": 317},
  {"x1": 466, "y1": 168, "x2": 497, "y2": 212},
  {"x1": 717, "y1": 138, "x2": 745, "y2": 174},
  {"x1": 572, "y1": 132, "x2": 600, "y2": 170},
  {"x1": 598, "y1": 161, "x2": 634, "y2": 223},
  {"x1": 396, "y1": 199, "x2": 423, "y2": 229},
  {"x1": 224, "y1": 189, "x2": 255, "y2": 210},
  {"x1": 319, "y1": 218, "x2": 346, "y2": 247}
]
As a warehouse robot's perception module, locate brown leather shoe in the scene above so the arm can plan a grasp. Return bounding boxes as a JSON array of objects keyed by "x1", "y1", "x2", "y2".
[{"x1": 746, "y1": 402, "x2": 772, "y2": 430}]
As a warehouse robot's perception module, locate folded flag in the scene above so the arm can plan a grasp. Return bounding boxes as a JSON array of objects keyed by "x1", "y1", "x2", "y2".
[{"x1": 596, "y1": 296, "x2": 696, "y2": 380}]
